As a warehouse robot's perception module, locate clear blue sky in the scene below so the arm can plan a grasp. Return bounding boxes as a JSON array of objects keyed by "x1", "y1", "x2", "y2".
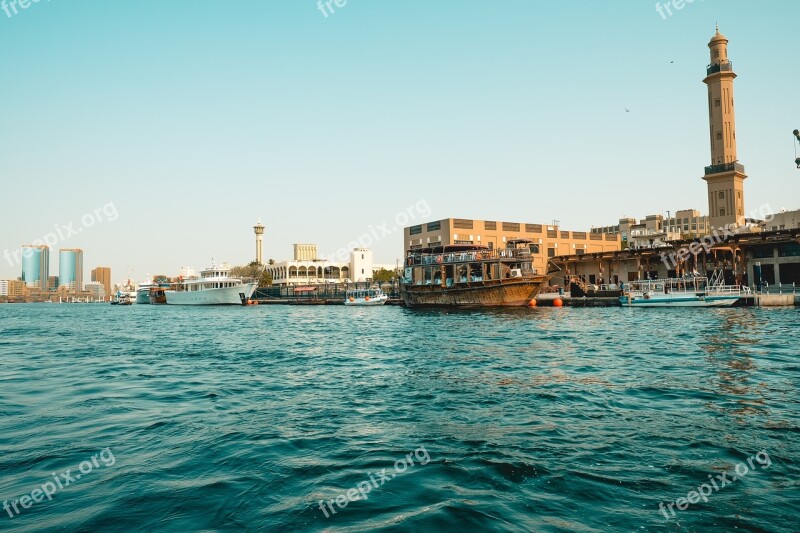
[{"x1": 1, "y1": 0, "x2": 798, "y2": 282}]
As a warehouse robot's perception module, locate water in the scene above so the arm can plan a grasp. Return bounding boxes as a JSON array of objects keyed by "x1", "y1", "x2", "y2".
[{"x1": 0, "y1": 304, "x2": 798, "y2": 532}]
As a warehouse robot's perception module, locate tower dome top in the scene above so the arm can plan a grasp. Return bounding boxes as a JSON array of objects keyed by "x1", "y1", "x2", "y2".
[{"x1": 709, "y1": 26, "x2": 728, "y2": 45}]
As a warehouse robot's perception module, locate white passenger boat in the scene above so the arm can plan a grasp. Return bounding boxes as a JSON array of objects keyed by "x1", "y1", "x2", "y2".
[
  {"x1": 620, "y1": 271, "x2": 750, "y2": 307},
  {"x1": 345, "y1": 288, "x2": 389, "y2": 306},
  {"x1": 135, "y1": 280, "x2": 154, "y2": 304},
  {"x1": 165, "y1": 263, "x2": 257, "y2": 305}
]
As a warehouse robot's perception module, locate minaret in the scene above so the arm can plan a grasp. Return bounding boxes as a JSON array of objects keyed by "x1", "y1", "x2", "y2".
[
  {"x1": 702, "y1": 26, "x2": 747, "y2": 230},
  {"x1": 253, "y1": 219, "x2": 265, "y2": 265}
]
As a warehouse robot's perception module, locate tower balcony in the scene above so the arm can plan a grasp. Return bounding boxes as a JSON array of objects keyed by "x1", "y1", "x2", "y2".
[
  {"x1": 704, "y1": 162, "x2": 745, "y2": 175},
  {"x1": 706, "y1": 61, "x2": 733, "y2": 76}
]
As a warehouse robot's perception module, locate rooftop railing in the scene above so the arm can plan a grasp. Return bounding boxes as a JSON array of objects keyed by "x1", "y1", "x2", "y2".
[
  {"x1": 705, "y1": 161, "x2": 745, "y2": 175},
  {"x1": 706, "y1": 61, "x2": 733, "y2": 76}
]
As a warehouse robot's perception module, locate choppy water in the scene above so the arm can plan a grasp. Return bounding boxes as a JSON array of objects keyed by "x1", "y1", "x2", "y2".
[{"x1": 0, "y1": 304, "x2": 798, "y2": 532}]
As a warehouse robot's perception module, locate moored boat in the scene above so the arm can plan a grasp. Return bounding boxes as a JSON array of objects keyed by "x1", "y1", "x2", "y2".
[
  {"x1": 164, "y1": 263, "x2": 257, "y2": 305},
  {"x1": 345, "y1": 288, "x2": 389, "y2": 306},
  {"x1": 400, "y1": 240, "x2": 553, "y2": 307},
  {"x1": 619, "y1": 270, "x2": 750, "y2": 307}
]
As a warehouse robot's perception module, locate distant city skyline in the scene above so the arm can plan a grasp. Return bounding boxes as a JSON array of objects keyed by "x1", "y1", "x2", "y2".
[{"x1": 1, "y1": 1, "x2": 798, "y2": 283}]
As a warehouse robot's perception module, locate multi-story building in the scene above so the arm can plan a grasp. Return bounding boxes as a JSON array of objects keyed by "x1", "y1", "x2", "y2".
[
  {"x1": 266, "y1": 245, "x2": 394, "y2": 286},
  {"x1": 47, "y1": 276, "x2": 59, "y2": 291},
  {"x1": 91, "y1": 267, "x2": 112, "y2": 298},
  {"x1": 593, "y1": 210, "x2": 712, "y2": 247},
  {"x1": 83, "y1": 281, "x2": 106, "y2": 301},
  {"x1": 404, "y1": 218, "x2": 621, "y2": 274},
  {"x1": 0, "y1": 279, "x2": 27, "y2": 298},
  {"x1": 21, "y1": 245, "x2": 49, "y2": 290},
  {"x1": 59, "y1": 248, "x2": 84, "y2": 291}
]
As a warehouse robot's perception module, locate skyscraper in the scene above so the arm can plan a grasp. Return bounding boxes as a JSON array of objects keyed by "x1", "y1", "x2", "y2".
[
  {"x1": 21, "y1": 245, "x2": 49, "y2": 290},
  {"x1": 702, "y1": 27, "x2": 747, "y2": 230},
  {"x1": 59, "y1": 249, "x2": 84, "y2": 291},
  {"x1": 91, "y1": 266, "x2": 112, "y2": 298}
]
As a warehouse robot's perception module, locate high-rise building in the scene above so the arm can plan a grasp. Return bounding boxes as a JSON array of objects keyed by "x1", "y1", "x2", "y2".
[
  {"x1": 59, "y1": 248, "x2": 84, "y2": 291},
  {"x1": 254, "y1": 219, "x2": 265, "y2": 265},
  {"x1": 91, "y1": 267, "x2": 112, "y2": 298},
  {"x1": 702, "y1": 27, "x2": 747, "y2": 230},
  {"x1": 21, "y1": 245, "x2": 49, "y2": 290}
]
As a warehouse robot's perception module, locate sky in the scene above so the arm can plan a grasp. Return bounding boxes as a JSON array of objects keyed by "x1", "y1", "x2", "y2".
[{"x1": 1, "y1": 0, "x2": 798, "y2": 283}]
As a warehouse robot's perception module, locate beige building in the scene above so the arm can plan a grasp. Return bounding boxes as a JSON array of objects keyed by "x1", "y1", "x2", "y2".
[
  {"x1": 404, "y1": 218, "x2": 620, "y2": 273},
  {"x1": 91, "y1": 267, "x2": 112, "y2": 298},
  {"x1": 0, "y1": 280, "x2": 27, "y2": 298},
  {"x1": 593, "y1": 209, "x2": 711, "y2": 246}
]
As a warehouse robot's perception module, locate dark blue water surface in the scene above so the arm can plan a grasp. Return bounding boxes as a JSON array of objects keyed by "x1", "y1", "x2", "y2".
[{"x1": 0, "y1": 304, "x2": 798, "y2": 532}]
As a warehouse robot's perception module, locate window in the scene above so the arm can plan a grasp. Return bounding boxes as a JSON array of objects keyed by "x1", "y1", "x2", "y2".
[
  {"x1": 453, "y1": 219, "x2": 474, "y2": 229},
  {"x1": 720, "y1": 209, "x2": 725, "y2": 216},
  {"x1": 484, "y1": 221, "x2": 497, "y2": 230},
  {"x1": 525, "y1": 224, "x2": 542, "y2": 233},
  {"x1": 714, "y1": 50, "x2": 720, "y2": 58},
  {"x1": 716, "y1": 132, "x2": 723, "y2": 140},
  {"x1": 529, "y1": 244, "x2": 540, "y2": 254},
  {"x1": 547, "y1": 248, "x2": 556, "y2": 258},
  {"x1": 409, "y1": 225, "x2": 422, "y2": 235},
  {"x1": 426, "y1": 221, "x2": 441, "y2": 231},
  {"x1": 502, "y1": 222, "x2": 520, "y2": 232},
  {"x1": 719, "y1": 191, "x2": 725, "y2": 199},
  {"x1": 715, "y1": 99, "x2": 721, "y2": 107}
]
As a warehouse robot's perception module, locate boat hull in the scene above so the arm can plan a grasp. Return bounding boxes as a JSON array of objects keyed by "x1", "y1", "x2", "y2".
[
  {"x1": 344, "y1": 296, "x2": 389, "y2": 306},
  {"x1": 401, "y1": 277, "x2": 549, "y2": 307},
  {"x1": 620, "y1": 293, "x2": 741, "y2": 307},
  {"x1": 165, "y1": 283, "x2": 257, "y2": 305},
  {"x1": 135, "y1": 290, "x2": 150, "y2": 304}
]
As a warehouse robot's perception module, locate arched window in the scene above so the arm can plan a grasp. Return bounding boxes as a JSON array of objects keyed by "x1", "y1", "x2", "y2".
[
  {"x1": 720, "y1": 209, "x2": 726, "y2": 217},
  {"x1": 718, "y1": 191, "x2": 724, "y2": 199}
]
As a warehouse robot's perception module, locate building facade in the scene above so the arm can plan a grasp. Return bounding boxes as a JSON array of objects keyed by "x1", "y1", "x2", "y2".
[
  {"x1": 593, "y1": 210, "x2": 712, "y2": 247},
  {"x1": 83, "y1": 281, "x2": 106, "y2": 301},
  {"x1": 0, "y1": 279, "x2": 26, "y2": 298},
  {"x1": 21, "y1": 245, "x2": 49, "y2": 290},
  {"x1": 404, "y1": 218, "x2": 621, "y2": 274},
  {"x1": 91, "y1": 267, "x2": 112, "y2": 297},
  {"x1": 266, "y1": 245, "x2": 393, "y2": 286},
  {"x1": 59, "y1": 248, "x2": 84, "y2": 291}
]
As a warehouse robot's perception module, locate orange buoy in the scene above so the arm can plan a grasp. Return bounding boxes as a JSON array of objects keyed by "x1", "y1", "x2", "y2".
[
  {"x1": 528, "y1": 299, "x2": 537, "y2": 307},
  {"x1": 349, "y1": 297, "x2": 355, "y2": 302},
  {"x1": 553, "y1": 298, "x2": 564, "y2": 307}
]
